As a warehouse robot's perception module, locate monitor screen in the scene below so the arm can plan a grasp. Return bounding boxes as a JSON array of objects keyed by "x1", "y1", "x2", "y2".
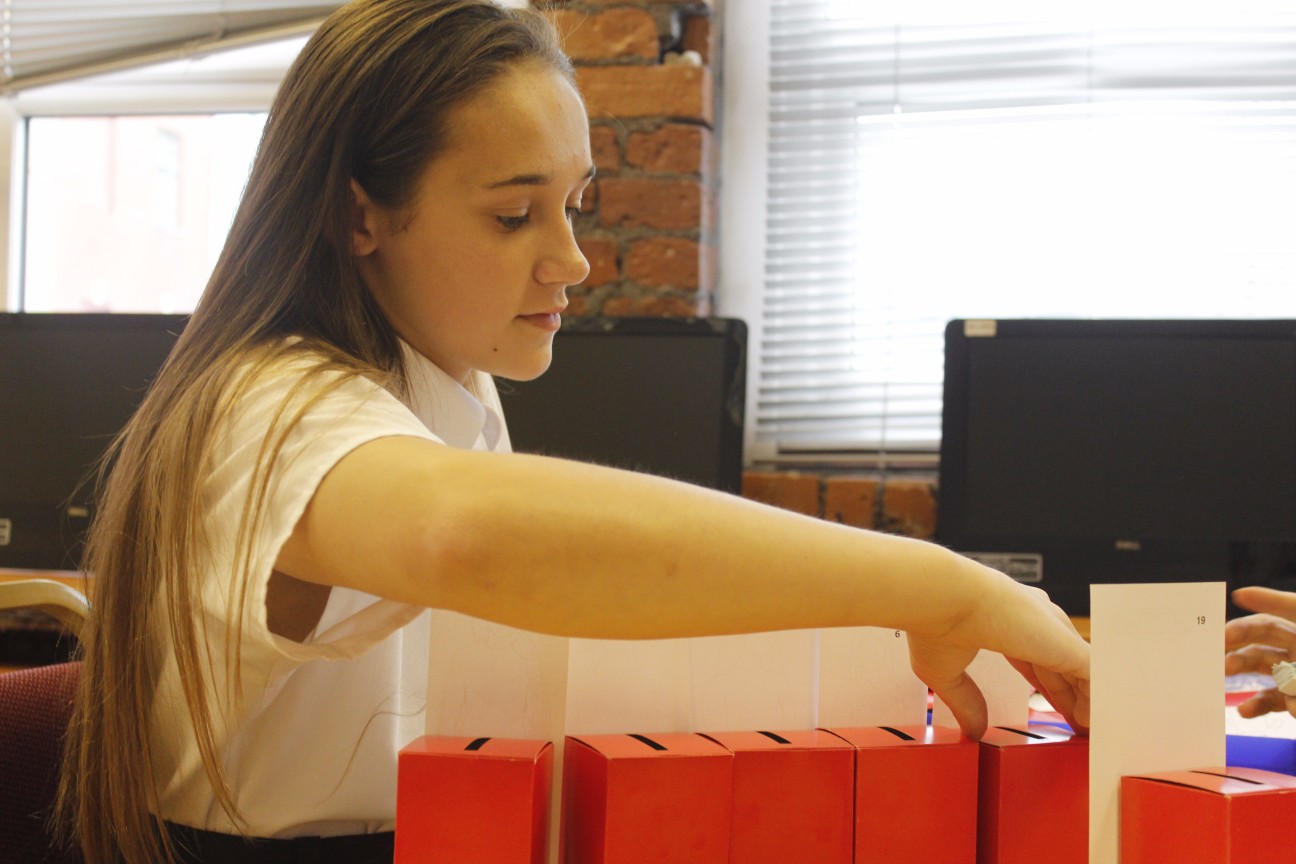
[
  {"x1": 0, "y1": 314, "x2": 746, "y2": 570},
  {"x1": 497, "y1": 317, "x2": 747, "y2": 494},
  {"x1": 936, "y1": 318, "x2": 1296, "y2": 616},
  {"x1": 0, "y1": 313, "x2": 188, "y2": 571}
]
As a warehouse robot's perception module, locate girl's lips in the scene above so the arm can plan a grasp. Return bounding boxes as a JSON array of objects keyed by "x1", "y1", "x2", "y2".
[{"x1": 519, "y1": 311, "x2": 562, "y2": 332}]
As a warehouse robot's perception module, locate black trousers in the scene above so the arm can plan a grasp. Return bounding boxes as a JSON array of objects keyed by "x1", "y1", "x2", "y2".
[{"x1": 163, "y1": 822, "x2": 394, "y2": 864}]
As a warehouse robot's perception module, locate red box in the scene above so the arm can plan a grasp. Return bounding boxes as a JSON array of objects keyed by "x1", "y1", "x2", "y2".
[
  {"x1": 702, "y1": 729, "x2": 854, "y2": 864},
  {"x1": 977, "y1": 725, "x2": 1088, "y2": 864},
  {"x1": 1122, "y1": 766, "x2": 1296, "y2": 863},
  {"x1": 561, "y1": 732, "x2": 733, "y2": 864},
  {"x1": 825, "y1": 725, "x2": 978, "y2": 864},
  {"x1": 395, "y1": 735, "x2": 552, "y2": 864}
]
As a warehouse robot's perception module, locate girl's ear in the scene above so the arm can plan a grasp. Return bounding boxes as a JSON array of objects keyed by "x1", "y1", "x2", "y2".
[{"x1": 349, "y1": 179, "x2": 381, "y2": 257}]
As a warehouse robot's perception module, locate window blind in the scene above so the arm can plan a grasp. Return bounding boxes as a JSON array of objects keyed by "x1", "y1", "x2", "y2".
[
  {"x1": 2, "y1": 1, "x2": 343, "y2": 91},
  {"x1": 755, "y1": 1, "x2": 1296, "y2": 464}
]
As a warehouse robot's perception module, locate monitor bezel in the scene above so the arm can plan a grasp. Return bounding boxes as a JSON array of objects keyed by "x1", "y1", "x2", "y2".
[
  {"x1": 0, "y1": 312, "x2": 189, "y2": 572},
  {"x1": 497, "y1": 315, "x2": 748, "y2": 495},
  {"x1": 936, "y1": 317, "x2": 1296, "y2": 616}
]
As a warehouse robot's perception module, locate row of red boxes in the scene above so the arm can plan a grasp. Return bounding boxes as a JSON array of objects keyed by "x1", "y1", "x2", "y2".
[{"x1": 395, "y1": 724, "x2": 1296, "y2": 863}]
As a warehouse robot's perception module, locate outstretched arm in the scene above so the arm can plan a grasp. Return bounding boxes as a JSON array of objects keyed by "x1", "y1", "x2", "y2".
[{"x1": 275, "y1": 435, "x2": 1090, "y2": 737}]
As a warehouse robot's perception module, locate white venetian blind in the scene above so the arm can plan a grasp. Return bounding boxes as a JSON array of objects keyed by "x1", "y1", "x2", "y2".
[
  {"x1": 755, "y1": 1, "x2": 1296, "y2": 463},
  {"x1": 1, "y1": 1, "x2": 344, "y2": 91}
]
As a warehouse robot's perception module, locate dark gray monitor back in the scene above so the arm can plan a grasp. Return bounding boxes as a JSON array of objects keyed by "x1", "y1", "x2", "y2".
[
  {"x1": 937, "y1": 318, "x2": 1296, "y2": 616},
  {"x1": 0, "y1": 313, "x2": 188, "y2": 571},
  {"x1": 498, "y1": 316, "x2": 747, "y2": 494},
  {"x1": 0, "y1": 313, "x2": 747, "y2": 570}
]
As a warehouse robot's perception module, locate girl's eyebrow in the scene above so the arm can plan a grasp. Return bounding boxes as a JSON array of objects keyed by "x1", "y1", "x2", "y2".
[{"x1": 485, "y1": 165, "x2": 596, "y2": 190}]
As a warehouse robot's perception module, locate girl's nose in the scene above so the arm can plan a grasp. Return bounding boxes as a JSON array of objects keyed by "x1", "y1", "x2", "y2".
[{"x1": 537, "y1": 221, "x2": 591, "y2": 287}]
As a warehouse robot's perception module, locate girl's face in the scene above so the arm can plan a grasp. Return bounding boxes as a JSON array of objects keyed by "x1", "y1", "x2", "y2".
[{"x1": 353, "y1": 62, "x2": 594, "y2": 383}]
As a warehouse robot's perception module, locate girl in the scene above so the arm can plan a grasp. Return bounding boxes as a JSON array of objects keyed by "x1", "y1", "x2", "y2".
[{"x1": 56, "y1": 1, "x2": 1090, "y2": 862}]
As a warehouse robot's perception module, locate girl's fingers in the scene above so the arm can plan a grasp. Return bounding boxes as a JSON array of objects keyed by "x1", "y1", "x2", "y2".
[
  {"x1": 1008, "y1": 658, "x2": 1089, "y2": 733},
  {"x1": 930, "y1": 672, "x2": 989, "y2": 741}
]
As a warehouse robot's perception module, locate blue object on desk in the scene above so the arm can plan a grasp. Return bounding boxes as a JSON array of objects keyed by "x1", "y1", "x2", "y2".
[{"x1": 1227, "y1": 734, "x2": 1296, "y2": 776}]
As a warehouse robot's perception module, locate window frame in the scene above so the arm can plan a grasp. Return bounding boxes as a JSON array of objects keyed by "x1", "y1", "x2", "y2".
[
  {"x1": 2, "y1": 34, "x2": 312, "y2": 314},
  {"x1": 718, "y1": 1, "x2": 1296, "y2": 471},
  {"x1": 717, "y1": 0, "x2": 774, "y2": 467}
]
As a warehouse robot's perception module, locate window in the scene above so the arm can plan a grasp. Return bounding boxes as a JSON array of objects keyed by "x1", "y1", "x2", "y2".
[
  {"x1": 23, "y1": 113, "x2": 266, "y2": 312},
  {"x1": 720, "y1": 1, "x2": 1296, "y2": 467},
  {"x1": 2, "y1": 24, "x2": 314, "y2": 313}
]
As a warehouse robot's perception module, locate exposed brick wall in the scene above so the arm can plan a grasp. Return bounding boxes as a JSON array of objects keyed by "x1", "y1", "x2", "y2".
[
  {"x1": 541, "y1": 2, "x2": 936, "y2": 542},
  {"x1": 540, "y1": 0, "x2": 719, "y2": 317},
  {"x1": 742, "y1": 471, "x2": 940, "y2": 540}
]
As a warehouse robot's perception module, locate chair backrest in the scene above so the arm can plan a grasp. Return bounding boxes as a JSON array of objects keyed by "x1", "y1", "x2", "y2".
[
  {"x1": 0, "y1": 580, "x2": 90, "y2": 639},
  {"x1": 0, "y1": 578, "x2": 87, "y2": 864},
  {"x1": 0, "y1": 660, "x2": 83, "y2": 864}
]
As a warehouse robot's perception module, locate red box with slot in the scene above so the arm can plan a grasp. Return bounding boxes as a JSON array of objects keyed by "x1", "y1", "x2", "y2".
[
  {"x1": 702, "y1": 729, "x2": 854, "y2": 864},
  {"x1": 977, "y1": 724, "x2": 1088, "y2": 864},
  {"x1": 1122, "y1": 766, "x2": 1296, "y2": 863},
  {"x1": 394, "y1": 735, "x2": 552, "y2": 864},
  {"x1": 560, "y1": 732, "x2": 733, "y2": 864},
  {"x1": 824, "y1": 724, "x2": 978, "y2": 864}
]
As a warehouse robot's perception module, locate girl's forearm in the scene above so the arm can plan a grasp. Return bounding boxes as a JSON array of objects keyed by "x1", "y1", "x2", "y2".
[{"x1": 288, "y1": 437, "x2": 987, "y2": 640}]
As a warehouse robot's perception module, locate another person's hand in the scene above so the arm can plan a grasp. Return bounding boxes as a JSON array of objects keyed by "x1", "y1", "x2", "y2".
[
  {"x1": 906, "y1": 564, "x2": 1091, "y2": 739},
  {"x1": 1226, "y1": 586, "x2": 1296, "y2": 719}
]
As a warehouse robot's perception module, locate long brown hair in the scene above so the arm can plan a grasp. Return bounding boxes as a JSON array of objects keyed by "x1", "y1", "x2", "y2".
[{"x1": 55, "y1": 3, "x2": 571, "y2": 862}]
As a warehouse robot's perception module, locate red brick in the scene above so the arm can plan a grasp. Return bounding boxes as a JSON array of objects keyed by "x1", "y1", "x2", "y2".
[
  {"x1": 576, "y1": 236, "x2": 619, "y2": 288},
  {"x1": 624, "y1": 236, "x2": 702, "y2": 289},
  {"x1": 824, "y1": 476, "x2": 879, "y2": 530},
  {"x1": 680, "y1": 15, "x2": 713, "y2": 64},
  {"x1": 741, "y1": 470, "x2": 821, "y2": 517},
  {"x1": 601, "y1": 292, "x2": 706, "y2": 318},
  {"x1": 589, "y1": 125, "x2": 621, "y2": 173},
  {"x1": 565, "y1": 291, "x2": 593, "y2": 317},
  {"x1": 576, "y1": 65, "x2": 714, "y2": 124},
  {"x1": 881, "y1": 480, "x2": 938, "y2": 539},
  {"x1": 546, "y1": 8, "x2": 658, "y2": 62},
  {"x1": 625, "y1": 124, "x2": 708, "y2": 174},
  {"x1": 598, "y1": 177, "x2": 701, "y2": 230}
]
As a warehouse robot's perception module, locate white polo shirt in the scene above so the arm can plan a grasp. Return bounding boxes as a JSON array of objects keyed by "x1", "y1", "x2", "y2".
[{"x1": 152, "y1": 343, "x2": 509, "y2": 837}]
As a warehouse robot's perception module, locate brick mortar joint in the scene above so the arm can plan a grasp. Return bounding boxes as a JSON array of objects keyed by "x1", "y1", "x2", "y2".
[{"x1": 574, "y1": 225, "x2": 704, "y2": 242}]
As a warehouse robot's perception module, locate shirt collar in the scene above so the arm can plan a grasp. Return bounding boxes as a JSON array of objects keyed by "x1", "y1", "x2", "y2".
[{"x1": 398, "y1": 341, "x2": 502, "y2": 451}]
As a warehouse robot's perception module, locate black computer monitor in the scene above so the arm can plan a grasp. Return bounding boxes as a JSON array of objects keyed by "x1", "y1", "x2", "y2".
[
  {"x1": 0, "y1": 313, "x2": 188, "y2": 571},
  {"x1": 936, "y1": 318, "x2": 1296, "y2": 616},
  {"x1": 0, "y1": 313, "x2": 746, "y2": 570},
  {"x1": 498, "y1": 316, "x2": 747, "y2": 494}
]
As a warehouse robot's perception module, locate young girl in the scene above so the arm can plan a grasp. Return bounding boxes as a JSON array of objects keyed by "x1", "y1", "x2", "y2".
[{"x1": 56, "y1": 1, "x2": 1090, "y2": 862}]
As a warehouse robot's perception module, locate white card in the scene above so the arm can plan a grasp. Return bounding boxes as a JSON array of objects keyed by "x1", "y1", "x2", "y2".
[
  {"x1": 566, "y1": 637, "x2": 692, "y2": 735},
  {"x1": 687, "y1": 630, "x2": 818, "y2": 732},
  {"x1": 424, "y1": 610, "x2": 569, "y2": 739},
  {"x1": 931, "y1": 649, "x2": 1032, "y2": 731},
  {"x1": 424, "y1": 611, "x2": 570, "y2": 862},
  {"x1": 1089, "y1": 582, "x2": 1225, "y2": 864},
  {"x1": 818, "y1": 626, "x2": 929, "y2": 728}
]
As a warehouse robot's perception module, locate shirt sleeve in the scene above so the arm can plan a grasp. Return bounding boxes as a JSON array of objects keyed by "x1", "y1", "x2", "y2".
[{"x1": 200, "y1": 357, "x2": 439, "y2": 665}]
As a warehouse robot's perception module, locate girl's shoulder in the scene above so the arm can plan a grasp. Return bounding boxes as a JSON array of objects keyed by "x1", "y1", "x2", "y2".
[
  {"x1": 210, "y1": 337, "x2": 414, "y2": 446},
  {"x1": 229, "y1": 337, "x2": 395, "y2": 401}
]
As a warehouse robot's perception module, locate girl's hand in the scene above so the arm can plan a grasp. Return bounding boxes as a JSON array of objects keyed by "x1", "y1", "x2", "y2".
[{"x1": 906, "y1": 564, "x2": 1091, "y2": 739}]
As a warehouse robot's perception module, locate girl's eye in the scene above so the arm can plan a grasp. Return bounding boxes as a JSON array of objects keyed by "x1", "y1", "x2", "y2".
[
  {"x1": 565, "y1": 206, "x2": 581, "y2": 222},
  {"x1": 497, "y1": 213, "x2": 529, "y2": 232}
]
